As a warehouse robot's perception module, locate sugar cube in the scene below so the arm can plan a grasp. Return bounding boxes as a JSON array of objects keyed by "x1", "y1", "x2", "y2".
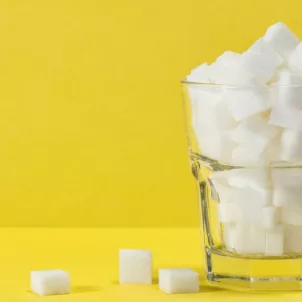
[
  {"x1": 30, "y1": 270, "x2": 70, "y2": 296},
  {"x1": 119, "y1": 249, "x2": 152, "y2": 284},
  {"x1": 284, "y1": 225, "x2": 302, "y2": 253},
  {"x1": 265, "y1": 226, "x2": 284, "y2": 256},
  {"x1": 209, "y1": 51, "x2": 254, "y2": 85},
  {"x1": 272, "y1": 168, "x2": 302, "y2": 187},
  {"x1": 280, "y1": 204, "x2": 302, "y2": 225},
  {"x1": 159, "y1": 268, "x2": 199, "y2": 294},
  {"x1": 263, "y1": 22, "x2": 299, "y2": 59},
  {"x1": 261, "y1": 206, "x2": 280, "y2": 228},
  {"x1": 241, "y1": 47, "x2": 282, "y2": 85},
  {"x1": 273, "y1": 71, "x2": 302, "y2": 110},
  {"x1": 288, "y1": 43, "x2": 302, "y2": 74},
  {"x1": 279, "y1": 129, "x2": 302, "y2": 162},
  {"x1": 269, "y1": 105, "x2": 302, "y2": 131},
  {"x1": 186, "y1": 63, "x2": 211, "y2": 83},
  {"x1": 231, "y1": 115, "x2": 278, "y2": 154},
  {"x1": 223, "y1": 223, "x2": 236, "y2": 250},
  {"x1": 212, "y1": 168, "x2": 270, "y2": 190},
  {"x1": 273, "y1": 186, "x2": 302, "y2": 206},
  {"x1": 223, "y1": 88, "x2": 271, "y2": 121},
  {"x1": 218, "y1": 202, "x2": 239, "y2": 223},
  {"x1": 232, "y1": 225, "x2": 266, "y2": 254}
]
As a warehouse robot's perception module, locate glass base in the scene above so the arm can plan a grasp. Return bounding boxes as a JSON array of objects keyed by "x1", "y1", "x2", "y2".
[{"x1": 205, "y1": 247, "x2": 302, "y2": 291}]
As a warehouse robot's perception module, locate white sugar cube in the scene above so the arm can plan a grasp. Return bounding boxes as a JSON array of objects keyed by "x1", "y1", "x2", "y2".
[
  {"x1": 263, "y1": 22, "x2": 299, "y2": 59},
  {"x1": 273, "y1": 71, "x2": 302, "y2": 110},
  {"x1": 209, "y1": 51, "x2": 254, "y2": 85},
  {"x1": 247, "y1": 38, "x2": 284, "y2": 65},
  {"x1": 215, "y1": 101, "x2": 237, "y2": 130},
  {"x1": 280, "y1": 204, "x2": 302, "y2": 225},
  {"x1": 269, "y1": 105, "x2": 302, "y2": 131},
  {"x1": 191, "y1": 88, "x2": 221, "y2": 129},
  {"x1": 272, "y1": 168, "x2": 302, "y2": 187},
  {"x1": 212, "y1": 168, "x2": 270, "y2": 190},
  {"x1": 232, "y1": 225, "x2": 266, "y2": 254},
  {"x1": 186, "y1": 63, "x2": 211, "y2": 83},
  {"x1": 194, "y1": 130, "x2": 221, "y2": 160},
  {"x1": 265, "y1": 226, "x2": 284, "y2": 256},
  {"x1": 119, "y1": 249, "x2": 152, "y2": 284},
  {"x1": 30, "y1": 270, "x2": 70, "y2": 296},
  {"x1": 279, "y1": 129, "x2": 302, "y2": 162},
  {"x1": 241, "y1": 45, "x2": 282, "y2": 85},
  {"x1": 231, "y1": 146, "x2": 265, "y2": 166},
  {"x1": 273, "y1": 187, "x2": 302, "y2": 206},
  {"x1": 218, "y1": 202, "x2": 239, "y2": 223},
  {"x1": 231, "y1": 115, "x2": 278, "y2": 154},
  {"x1": 223, "y1": 223, "x2": 236, "y2": 250},
  {"x1": 288, "y1": 43, "x2": 302, "y2": 74},
  {"x1": 218, "y1": 186, "x2": 271, "y2": 206},
  {"x1": 223, "y1": 88, "x2": 271, "y2": 121},
  {"x1": 159, "y1": 269, "x2": 199, "y2": 294},
  {"x1": 284, "y1": 225, "x2": 302, "y2": 253},
  {"x1": 261, "y1": 206, "x2": 280, "y2": 229},
  {"x1": 194, "y1": 129, "x2": 236, "y2": 162}
]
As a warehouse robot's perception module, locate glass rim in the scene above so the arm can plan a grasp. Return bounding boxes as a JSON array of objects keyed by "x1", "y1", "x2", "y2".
[{"x1": 181, "y1": 79, "x2": 302, "y2": 88}]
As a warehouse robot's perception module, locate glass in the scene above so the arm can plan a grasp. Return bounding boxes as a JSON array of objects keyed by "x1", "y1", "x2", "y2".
[{"x1": 181, "y1": 81, "x2": 302, "y2": 290}]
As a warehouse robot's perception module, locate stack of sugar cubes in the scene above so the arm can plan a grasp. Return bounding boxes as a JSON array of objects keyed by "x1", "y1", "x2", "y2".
[{"x1": 186, "y1": 22, "x2": 302, "y2": 255}]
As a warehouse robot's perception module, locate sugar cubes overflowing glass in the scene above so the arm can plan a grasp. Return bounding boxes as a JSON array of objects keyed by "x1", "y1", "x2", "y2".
[{"x1": 186, "y1": 22, "x2": 302, "y2": 256}]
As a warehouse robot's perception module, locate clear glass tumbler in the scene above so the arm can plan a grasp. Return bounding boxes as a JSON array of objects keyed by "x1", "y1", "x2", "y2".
[{"x1": 181, "y1": 81, "x2": 302, "y2": 290}]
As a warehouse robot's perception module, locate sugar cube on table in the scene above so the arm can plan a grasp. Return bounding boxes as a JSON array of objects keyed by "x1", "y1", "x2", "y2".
[
  {"x1": 30, "y1": 270, "x2": 70, "y2": 296},
  {"x1": 159, "y1": 268, "x2": 199, "y2": 294},
  {"x1": 119, "y1": 249, "x2": 152, "y2": 284},
  {"x1": 263, "y1": 22, "x2": 299, "y2": 59},
  {"x1": 265, "y1": 226, "x2": 284, "y2": 256},
  {"x1": 288, "y1": 43, "x2": 302, "y2": 74}
]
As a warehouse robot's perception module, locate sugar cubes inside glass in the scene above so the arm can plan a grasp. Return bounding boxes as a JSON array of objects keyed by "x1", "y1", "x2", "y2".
[
  {"x1": 119, "y1": 249, "x2": 152, "y2": 284},
  {"x1": 186, "y1": 22, "x2": 302, "y2": 256},
  {"x1": 30, "y1": 270, "x2": 70, "y2": 296},
  {"x1": 159, "y1": 269, "x2": 199, "y2": 294}
]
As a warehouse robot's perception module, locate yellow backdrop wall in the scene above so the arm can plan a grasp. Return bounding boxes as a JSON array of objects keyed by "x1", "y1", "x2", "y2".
[{"x1": 0, "y1": 0, "x2": 300, "y2": 226}]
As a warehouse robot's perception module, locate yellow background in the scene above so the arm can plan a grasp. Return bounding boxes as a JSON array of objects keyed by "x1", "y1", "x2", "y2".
[{"x1": 0, "y1": 0, "x2": 301, "y2": 227}]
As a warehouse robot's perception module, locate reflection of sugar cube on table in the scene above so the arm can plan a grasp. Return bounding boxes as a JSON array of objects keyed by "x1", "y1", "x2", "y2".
[
  {"x1": 30, "y1": 270, "x2": 70, "y2": 296},
  {"x1": 119, "y1": 249, "x2": 152, "y2": 284},
  {"x1": 159, "y1": 268, "x2": 199, "y2": 294}
]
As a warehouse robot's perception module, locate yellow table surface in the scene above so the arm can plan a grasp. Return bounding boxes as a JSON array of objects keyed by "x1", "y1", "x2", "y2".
[{"x1": 1, "y1": 228, "x2": 301, "y2": 301}]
